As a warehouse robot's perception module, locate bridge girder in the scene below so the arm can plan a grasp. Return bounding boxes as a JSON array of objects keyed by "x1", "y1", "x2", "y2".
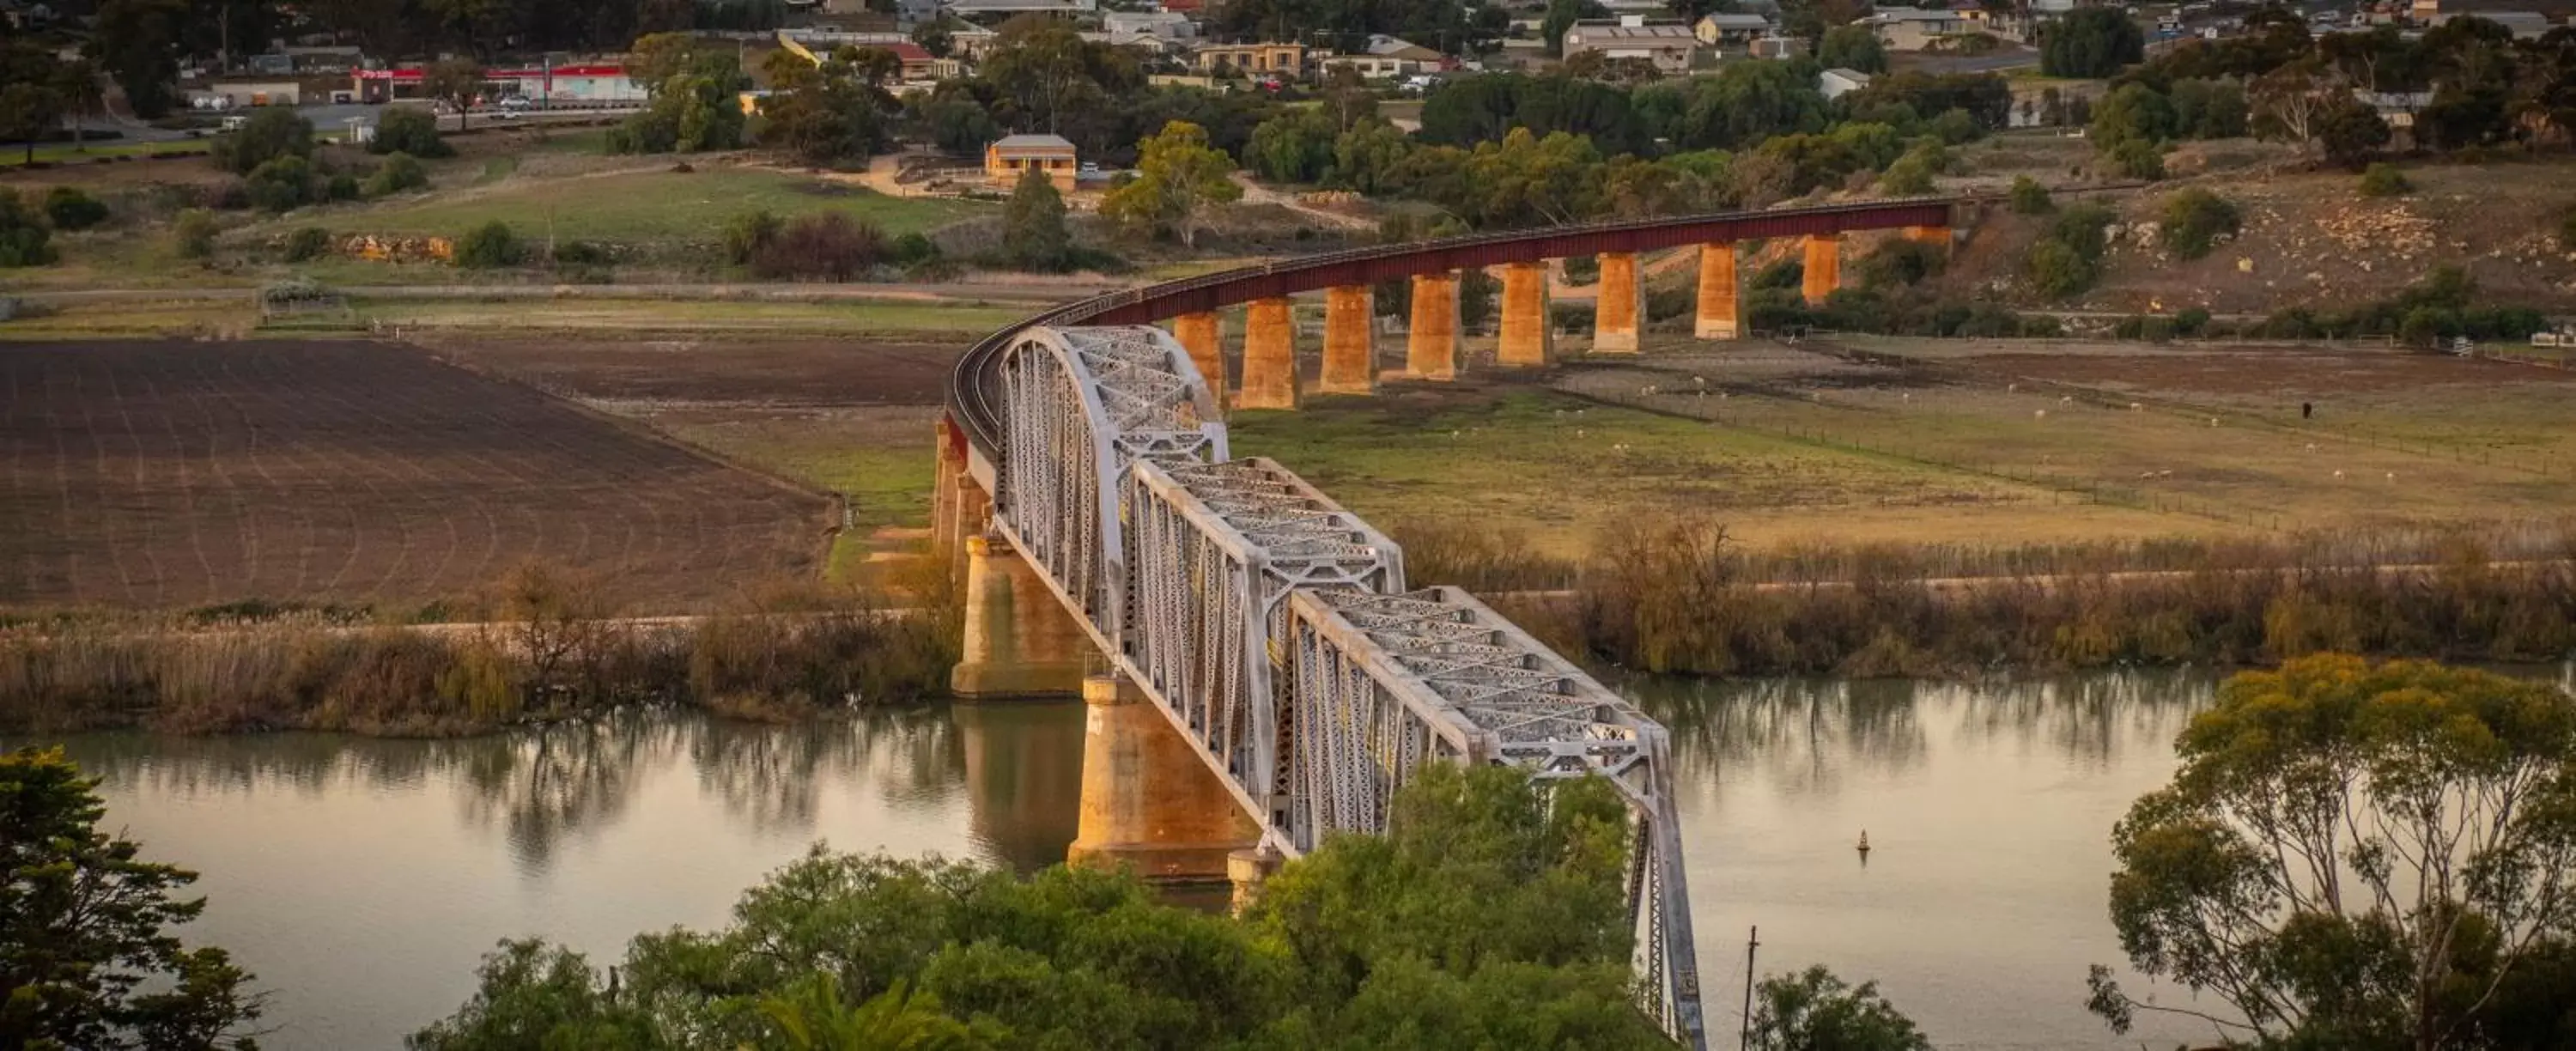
[{"x1": 989, "y1": 324, "x2": 1708, "y2": 1050}]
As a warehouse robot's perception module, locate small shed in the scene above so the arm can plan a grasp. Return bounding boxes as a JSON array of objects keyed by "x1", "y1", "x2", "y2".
[{"x1": 986, "y1": 133, "x2": 1079, "y2": 193}]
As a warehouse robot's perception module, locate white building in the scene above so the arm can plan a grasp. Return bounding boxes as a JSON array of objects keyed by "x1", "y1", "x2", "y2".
[
  {"x1": 1818, "y1": 67, "x2": 1873, "y2": 100},
  {"x1": 1693, "y1": 12, "x2": 1777, "y2": 45},
  {"x1": 1559, "y1": 18, "x2": 1699, "y2": 74},
  {"x1": 1865, "y1": 6, "x2": 1973, "y2": 50},
  {"x1": 1328, "y1": 34, "x2": 1446, "y2": 77}
]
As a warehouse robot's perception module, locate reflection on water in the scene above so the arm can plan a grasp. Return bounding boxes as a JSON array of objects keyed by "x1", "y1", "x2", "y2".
[
  {"x1": 36, "y1": 667, "x2": 2550, "y2": 1050},
  {"x1": 13, "y1": 702, "x2": 1084, "y2": 1050},
  {"x1": 1632, "y1": 671, "x2": 2218, "y2": 1050}
]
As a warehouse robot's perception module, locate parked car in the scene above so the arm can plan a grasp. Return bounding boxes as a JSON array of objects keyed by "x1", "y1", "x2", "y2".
[{"x1": 498, "y1": 96, "x2": 533, "y2": 113}]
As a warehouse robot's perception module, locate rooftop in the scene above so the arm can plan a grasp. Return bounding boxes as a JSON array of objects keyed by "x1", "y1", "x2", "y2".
[
  {"x1": 992, "y1": 133, "x2": 1078, "y2": 151},
  {"x1": 1566, "y1": 21, "x2": 1700, "y2": 38}
]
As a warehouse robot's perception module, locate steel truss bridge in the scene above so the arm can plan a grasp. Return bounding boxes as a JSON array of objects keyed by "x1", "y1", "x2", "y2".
[{"x1": 946, "y1": 199, "x2": 1982, "y2": 1049}]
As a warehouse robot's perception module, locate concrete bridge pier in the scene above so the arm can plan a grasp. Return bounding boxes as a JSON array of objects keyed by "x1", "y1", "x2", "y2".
[
  {"x1": 1237, "y1": 296, "x2": 1300, "y2": 410},
  {"x1": 1319, "y1": 285, "x2": 1376, "y2": 395},
  {"x1": 932, "y1": 417, "x2": 993, "y2": 587},
  {"x1": 950, "y1": 533, "x2": 1089, "y2": 699},
  {"x1": 1067, "y1": 674, "x2": 1263, "y2": 883},
  {"x1": 1694, "y1": 242, "x2": 1738, "y2": 340},
  {"x1": 1406, "y1": 271, "x2": 1460, "y2": 380},
  {"x1": 1592, "y1": 251, "x2": 1642, "y2": 354},
  {"x1": 1227, "y1": 845, "x2": 1285, "y2": 915},
  {"x1": 1497, "y1": 260, "x2": 1552, "y2": 367},
  {"x1": 1802, "y1": 234, "x2": 1842, "y2": 307},
  {"x1": 1171, "y1": 311, "x2": 1225, "y2": 405}
]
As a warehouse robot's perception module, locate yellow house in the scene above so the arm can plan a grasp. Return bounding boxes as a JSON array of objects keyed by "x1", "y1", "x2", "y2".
[
  {"x1": 986, "y1": 133, "x2": 1079, "y2": 193},
  {"x1": 1191, "y1": 42, "x2": 1311, "y2": 78}
]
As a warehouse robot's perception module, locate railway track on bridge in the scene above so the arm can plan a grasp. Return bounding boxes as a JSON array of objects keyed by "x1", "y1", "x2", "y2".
[{"x1": 938, "y1": 194, "x2": 2055, "y2": 1051}]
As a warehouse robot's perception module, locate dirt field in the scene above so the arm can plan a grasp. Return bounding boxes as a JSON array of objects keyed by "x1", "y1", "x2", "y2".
[
  {"x1": 0, "y1": 339, "x2": 830, "y2": 612},
  {"x1": 422, "y1": 337, "x2": 963, "y2": 578}
]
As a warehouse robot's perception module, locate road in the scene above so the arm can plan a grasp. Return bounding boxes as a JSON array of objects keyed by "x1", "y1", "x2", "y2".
[{"x1": 69, "y1": 102, "x2": 635, "y2": 145}]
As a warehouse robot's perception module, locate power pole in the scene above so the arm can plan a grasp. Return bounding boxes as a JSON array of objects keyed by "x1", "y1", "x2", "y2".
[{"x1": 1739, "y1": 926, "x2": 1759, "y2": 1051}]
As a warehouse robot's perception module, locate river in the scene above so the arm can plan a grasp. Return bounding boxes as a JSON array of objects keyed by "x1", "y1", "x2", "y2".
[{"x1": 14, "y1": 671, "x2": 2353, "y2": 1049}]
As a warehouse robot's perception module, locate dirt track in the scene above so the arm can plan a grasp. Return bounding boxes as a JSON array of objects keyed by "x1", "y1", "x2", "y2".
[{"x1": 0, "y1": 339, "x2": 830, "y2": 611}]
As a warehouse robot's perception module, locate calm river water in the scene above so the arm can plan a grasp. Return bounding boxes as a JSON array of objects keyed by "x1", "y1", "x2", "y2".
[{"x1": 18, "y1": 670, "x2": 2437, "y2": 1049}]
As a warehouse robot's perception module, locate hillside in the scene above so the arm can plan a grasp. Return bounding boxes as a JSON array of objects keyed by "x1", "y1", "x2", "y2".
[{"x1": 1936, "y1": 152, "x2": 2576, "y2": 316}]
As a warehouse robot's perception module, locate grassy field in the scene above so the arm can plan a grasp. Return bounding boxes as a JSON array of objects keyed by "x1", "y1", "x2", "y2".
[
  {"x1": 342, "y1": 297, "x2": 1028, "y2": 337},
  {"x1": 0, "y1": 140, "x2": 216, "y2": 168},
  {"x1": 319, "y1": 167, "x2": 987, "y2": 246},
  {"x1": 1226, "y1": 384, "x2": 2190, "y2": 555}
]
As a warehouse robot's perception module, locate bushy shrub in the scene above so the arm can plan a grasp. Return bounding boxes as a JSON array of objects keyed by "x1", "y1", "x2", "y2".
[
  {"x1": 2026, "y1": 238, "x2": 2096, "y2": 299},
  {"x1": 1879, "y1": 154, "x2": 1936, "y2": 195},
  {"x1": 324, "y1": 173, "x2": 361, "y2": 202},
  {"x1": 455, "y1": 221, "x2": 523, "y2": 269},
  {"x1": 0, "y1": 189, "x2": 57, "y2": 267},
  {"x1": 2357, "y1": 162, "x2": 2410, "y2": 197},
  {"x1": 369, "y1": 106, "x2": 453, "y2": 158},
  {"x1": 722, "y1": 210, "x2": 782, "y2": 265},
  {"x1": 42, "y1": 187, "x2": 109, "y2": 231},
  {"x1": 2107, "y1": 139, "x2": 2165, "y2": 180},
  {"x1": 283, "y1": 226, "x2": 332, "y2": 263},
  {"x1": 550, "y1": 240, "x2": 611, "y2": 265},
  {"x1": 2008, "y1": 175, "x2": 2052, "y2": 215},
  {"x1": 750, "y1": 212, "x2": 886, "y2": 282},
  {"x1": 245, "y1": 156, "x2": 316, "y2": 213},
  {"x1": 362, "y1": 152, "x2": 428, "y2": 197},
  {"x1": 1861, "y1": 238, "x2": 1943, "y2": 288},
  {"x1": 211, "y1": 108, "x2": 314, "y2": 175},
  {"x1": 173, "y1": 209, "x2": 219, "y2": 259},
  {"x1": 2160, "y1": 188, "x2": 2240, "y2": 260}
]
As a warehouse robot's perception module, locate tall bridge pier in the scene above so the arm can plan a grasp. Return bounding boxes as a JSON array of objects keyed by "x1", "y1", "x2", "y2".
[{"x1": 935, "y1": 199, "x2": 1978, "y2": 1049}]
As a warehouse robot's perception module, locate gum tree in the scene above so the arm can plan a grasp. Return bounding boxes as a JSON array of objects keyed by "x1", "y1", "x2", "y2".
[{"x1": 2087, "y1": 656, "x2": 2576, "y2": 1050}]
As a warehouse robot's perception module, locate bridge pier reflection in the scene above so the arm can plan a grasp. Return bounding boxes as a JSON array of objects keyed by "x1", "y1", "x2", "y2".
[{"x1": 1066, "y1": 674, "x2": 1262, "y2": 883}]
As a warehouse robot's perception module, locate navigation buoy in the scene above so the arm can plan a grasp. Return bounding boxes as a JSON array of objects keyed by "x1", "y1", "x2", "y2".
[{"x1": 1856, "y1": 830, "x2": 1871, "y2": 855}]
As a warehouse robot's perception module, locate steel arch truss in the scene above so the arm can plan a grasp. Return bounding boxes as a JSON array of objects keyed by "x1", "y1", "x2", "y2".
[
  {"x1": 999, "y1": 325, "x2": 1226, "y2": 638},
  {"x1": 1285, "y1": 587, "x2": 1706, "y2": 1048},
  {"x1": 1123, "y1": 457, "x2": 1406, "y2": 830}
]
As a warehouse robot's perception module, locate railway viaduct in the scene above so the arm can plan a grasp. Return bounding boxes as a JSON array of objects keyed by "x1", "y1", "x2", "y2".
[{"x1": 929, "y1": 197, "x2": 1978, "y2": 1048}]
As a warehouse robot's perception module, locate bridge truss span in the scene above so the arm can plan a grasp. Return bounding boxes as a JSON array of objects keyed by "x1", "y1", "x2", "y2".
[
  {"x1": 999, "y1": 325, "x2": 1225, "y2": 636},
  {"x1": 983, "y1": 323, "x2": 1706, "y2": 1049}
]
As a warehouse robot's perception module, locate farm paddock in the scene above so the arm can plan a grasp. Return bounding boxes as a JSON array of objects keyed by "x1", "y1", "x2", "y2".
[{"x1": 0, "y1": 339, "x2": 829, "y2": 613}]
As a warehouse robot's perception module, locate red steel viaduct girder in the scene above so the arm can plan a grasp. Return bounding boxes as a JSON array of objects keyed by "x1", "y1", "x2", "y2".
[{"x1": 948, "y1": 196, "x2": 1976, "y2": 459}]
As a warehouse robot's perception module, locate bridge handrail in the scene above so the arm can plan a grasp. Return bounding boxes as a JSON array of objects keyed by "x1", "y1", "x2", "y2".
[{"x1": 946, "y1": 194, "x2": 2008, "y2": 463}]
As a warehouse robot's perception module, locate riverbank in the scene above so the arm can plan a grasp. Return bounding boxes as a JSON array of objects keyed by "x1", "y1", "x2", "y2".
[
  {"x1": 0, "y1": 587, "x2": 956, "y2": 737},
  {"x1": 1466, "y1": 520, "x2": 2576, "y2": 678}
]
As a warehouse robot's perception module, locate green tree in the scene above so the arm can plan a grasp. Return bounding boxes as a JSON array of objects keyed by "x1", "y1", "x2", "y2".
[
  {"x1": 1747, "y1": 966, "x2": 1933, "y2": 1051},
  {"x1": 1819, "y1": 24, "x2": 1888, "y2": 74},
  {"x1": 89, "y1": 0, "x2": 190, "y2": 118},
  {"x1": 2087, "y1": 656, "x2": 2576, "y2": 1050},
  {"x1": 0, "y1": 82, "x2": 63, "y2": 166},
  {"x1": 999, "y1": 167, "x2": 1072, "y2": 272},
  {"x1": 919, "y1": 96, "x2": 999, "y2": 158},
  {"x1": 371, "y1": 106, "x2": 453, "y2": 158},
  {"x1": 283, "y1": 226, "x2": 332, "y2": 263},
  {"x1": 422, "y1": 58, "x2": 485, "y2": 132},
  {"x1": 613, "y1": 35, "x2": 748, "y2": 154},
  {"x1": 756, "y1": 47, "x2": 895, "y2": 165},
  {"x1": 1543, "y1": 0, "x2": 1612, "y2": 58},
  {"x1": 2040, "y1": 6, "x2": 2143, "y2": 78},
  {"x1": 2107, "y1": 138, "x2": 2166, "y2": 180},
  {"x1": 2087, "y1": 82, "x2": 2177, "y2": 153},
  {"x1": 1, "y1": 747, "x2": 260, "y2": 1048},
  {"x1": 1329, "y1": 118, "x2": 1414, "y2": 195},
  {"x1": 0, "y1": 188, "x2": 56, "y2": 267},
  {"x1": 211, "y1": 107, "x2": 313, "y2": 175},
  {"x1": 1245, "y1": 106, "x2": 1337, "y2": 185},
  {"x1": 1100, "y1": 120, "x2": 1242, "y2": 249},
  {"x1": 244, "y1": 155, "x2": 317, "y2": 213},
  {"x1": 2313, "y1": 94, "x2": 2392, "y2": 167}
]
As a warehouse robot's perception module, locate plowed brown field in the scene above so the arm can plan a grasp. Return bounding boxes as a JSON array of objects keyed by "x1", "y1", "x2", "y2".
[{"x1": 0, "y1": 339, "x2": 830, "y2": 611}]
